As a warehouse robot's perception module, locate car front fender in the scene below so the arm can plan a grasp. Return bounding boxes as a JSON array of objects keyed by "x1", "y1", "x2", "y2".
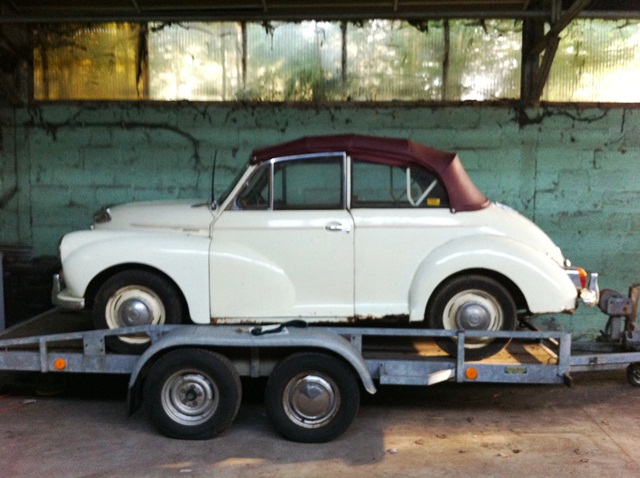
[
  {"x1": 59, "y1": 230, "x2": 211, "y2": 323},
  {"x1": 408, "y1": 235, "x2": 578, "y2": 322}
]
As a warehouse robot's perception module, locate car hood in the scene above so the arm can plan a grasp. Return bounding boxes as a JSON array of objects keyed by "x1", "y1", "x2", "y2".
[{"x1": 93, "y1": 200, "x2": 215, "y2": 235}]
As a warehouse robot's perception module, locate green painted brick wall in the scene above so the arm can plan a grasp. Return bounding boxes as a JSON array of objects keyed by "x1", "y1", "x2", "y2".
[{"x1": 1, "y1": 104, "x2": 638, "y2": 338}]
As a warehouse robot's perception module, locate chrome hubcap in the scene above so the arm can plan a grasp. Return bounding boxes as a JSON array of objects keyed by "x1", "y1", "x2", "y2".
[
  {"x1": 119, "y1": 298, "x2": 154, "y2": 327},
  {"x1": 443, "y1": 289, "x2": 504, "y2": 348},
  {"x1": 283, "y1": 374, "x2": 339, "y2": 428},
  {"x1": 456, "y1": 301, "x2": 492, "y2": 330},
  {"x1": 105, "y1": 286, "x2": 166, "y2": 345},
  {"x1": 162, "y1": 372, "x2": 218, "y2": 426}
]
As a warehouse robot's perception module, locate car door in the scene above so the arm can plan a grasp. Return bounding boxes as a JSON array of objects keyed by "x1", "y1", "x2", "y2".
[
  {"x1": 209, "y1": 153, "x2": 355, "y2": 321},
  {"x1": 350, "y1": 158, "x2": 453, "y2": 319}
]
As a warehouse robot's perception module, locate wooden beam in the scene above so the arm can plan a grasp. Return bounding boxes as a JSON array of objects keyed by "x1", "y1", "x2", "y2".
[
  {"x1": 530, "y1": 35, "x2": 560, "y2": 104},
  {"x1": 520, "y1": 0, "x2": 592, "y2": 105},
  {"x1": 520, "y1": 18, "x2": 544, "y2": 105},
  {"x1": 528, "y1": 0, "x2": 592, "y2": 57}
]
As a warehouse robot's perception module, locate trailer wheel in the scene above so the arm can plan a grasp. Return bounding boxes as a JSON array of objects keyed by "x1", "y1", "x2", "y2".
[
  {"x1": 427, "y1": 275, "x2": 517, "y2": 361},
  {"x1": 265, "y1": 352, "x2": 360, "y2": 443},
  {"x1": 627, "y1": 363, "x2": 640, "y2": 387},
  {"x1": 144, "y1": 349, "x2": 241, "y2": 440},
  {"x1": 93, "y1": 270, "x2": 185, "y2": 354}
]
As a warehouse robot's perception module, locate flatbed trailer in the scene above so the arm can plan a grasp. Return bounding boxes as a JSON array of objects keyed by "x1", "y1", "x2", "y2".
[{"x1": 1, "y1": 291, "x2": 640, "y2": 443}]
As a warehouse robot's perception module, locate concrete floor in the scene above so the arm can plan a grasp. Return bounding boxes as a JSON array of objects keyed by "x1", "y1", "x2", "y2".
[{"x1": 2, "y1": 368, "x2": 640, "y2": 477}]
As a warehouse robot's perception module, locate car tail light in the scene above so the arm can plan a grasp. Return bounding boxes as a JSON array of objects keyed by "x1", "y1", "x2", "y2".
[
  {"x1": 566, "y1": 266, "x2": 589, "y2": 290},
  {"x1": 576, "y1": 267, "x2": 588, "y2": 289}
]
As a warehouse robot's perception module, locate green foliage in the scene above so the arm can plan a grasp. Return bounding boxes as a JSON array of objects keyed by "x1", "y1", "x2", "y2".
[
  {"x1": 33, "y1": 19, "x2": 640, "y2": 103},
  {"x1": 544, "y1": 19, "x2": 640, "y2": 102}
]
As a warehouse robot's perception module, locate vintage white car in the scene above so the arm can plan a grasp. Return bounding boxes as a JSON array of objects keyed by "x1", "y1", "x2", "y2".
[{"x1": 53, "y1": 134, "x2": 599, "y2": 359}]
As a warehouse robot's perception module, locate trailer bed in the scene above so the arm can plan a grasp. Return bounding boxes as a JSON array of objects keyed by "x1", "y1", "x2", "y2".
[{"x1": 0, "y1": 308, "x2": 635, "y2": 384}]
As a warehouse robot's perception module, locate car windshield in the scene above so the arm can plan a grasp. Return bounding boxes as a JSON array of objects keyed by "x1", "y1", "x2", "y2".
[{"x1": 217, "y1": 161, "x2": 251, "y2": 206}]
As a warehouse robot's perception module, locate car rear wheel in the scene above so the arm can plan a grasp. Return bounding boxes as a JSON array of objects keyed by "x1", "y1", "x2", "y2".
[
  {"x1": 426, "y1": 275, "x2": 517, "y2": 361},
  {"x1": 93, "y1": 270, "x2": 185, "y2": 354}
]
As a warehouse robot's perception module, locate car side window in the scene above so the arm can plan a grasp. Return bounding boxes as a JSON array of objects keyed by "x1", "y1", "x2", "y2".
[
  {"x1": 351, "y1": 159, "x2": 450, "y2": 208},
  {"x1": 273, "y1": 156, "x2": 344, "y2": 210}
]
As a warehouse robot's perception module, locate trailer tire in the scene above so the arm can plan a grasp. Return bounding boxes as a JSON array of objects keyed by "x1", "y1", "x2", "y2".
[
  {"x1": 627, "y1": 363, "x2": 640, "y2": 387},
  {"x1": 265, "y1": 352, "x2": 360, "y2": 443},
  {"x1": 144, "y1": 348, "x2": 241, "y2": 440},
  {"x1": 427, "y1": 275, "x2": 517, "y2": 361},
  {"x1": 93, "y1": 270, "x2": 185, "y2": 354}
]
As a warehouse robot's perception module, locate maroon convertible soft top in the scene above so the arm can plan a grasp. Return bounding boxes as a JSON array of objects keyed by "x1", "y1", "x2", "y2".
[{"x1": 251, "y1": 134, "x2": 490, "y2": 212}]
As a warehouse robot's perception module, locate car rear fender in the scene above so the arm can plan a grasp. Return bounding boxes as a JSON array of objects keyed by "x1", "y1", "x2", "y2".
[{"x1": 408, "y1": 235, "x2": 578, "y2": 322}]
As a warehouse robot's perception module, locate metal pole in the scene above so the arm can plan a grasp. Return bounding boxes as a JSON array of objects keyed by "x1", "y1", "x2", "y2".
[{"x1": 0, "y1": 252, "x2": 5, "y2": 331}]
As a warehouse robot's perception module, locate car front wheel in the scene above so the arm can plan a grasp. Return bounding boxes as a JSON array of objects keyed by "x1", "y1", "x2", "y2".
[
  {"x1": 93, "y1": 270, "x2": 185, "y2": 353},
  {"x1": 426, "y1": 275, "x2": 517, "y2": 361}
]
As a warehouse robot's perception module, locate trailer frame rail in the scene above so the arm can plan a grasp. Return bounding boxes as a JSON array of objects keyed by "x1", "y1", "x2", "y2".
[{"x1": 3, "y1": 316, "x2": 640, "y2": 386}]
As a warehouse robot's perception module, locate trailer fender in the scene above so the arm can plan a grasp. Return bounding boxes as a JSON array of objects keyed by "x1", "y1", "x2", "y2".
[{"x1": 127, "y1": 325, "x2": 376, "y2": 415}]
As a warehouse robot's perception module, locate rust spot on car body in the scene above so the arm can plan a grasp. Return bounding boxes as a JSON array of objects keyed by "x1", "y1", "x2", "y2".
[
  {"x1": 348, "y1": 314, "x2": 411, "y2": 326},
  {"x1": 208, "y1": 314, "x2": 410, "y2": 327}
]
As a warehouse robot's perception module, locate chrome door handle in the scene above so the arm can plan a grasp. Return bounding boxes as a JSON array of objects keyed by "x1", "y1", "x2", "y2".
[{"x1": 325, "y1": 221, "x2": 351, "y2": 233}]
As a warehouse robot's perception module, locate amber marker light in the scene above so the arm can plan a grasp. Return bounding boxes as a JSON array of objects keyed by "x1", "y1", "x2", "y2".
[
  {"x1": 53, "y1": 358, "x2": 67, "y2": 370},
  {"x1": 465, "y1": 367, "x2": 478, "y2": 380}
]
